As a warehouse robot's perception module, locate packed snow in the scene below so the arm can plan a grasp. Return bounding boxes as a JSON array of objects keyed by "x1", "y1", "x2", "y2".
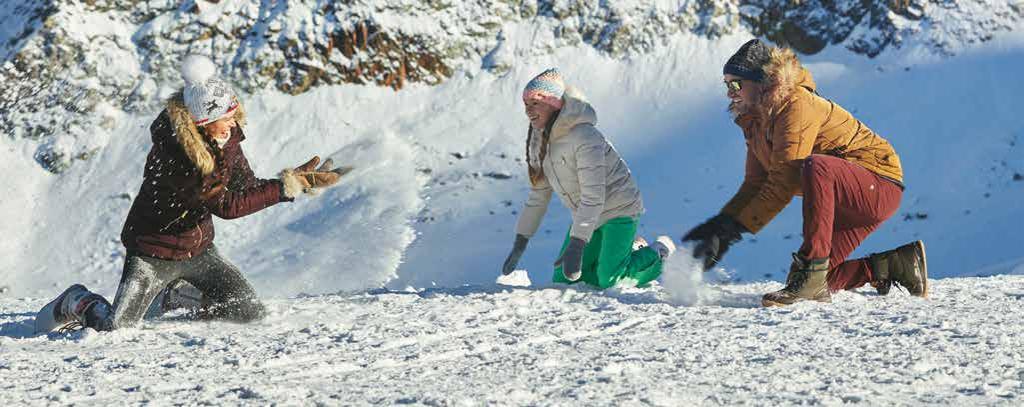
[{"x1": 3, "y1": 274, "x2": 1024, "y2": 405}]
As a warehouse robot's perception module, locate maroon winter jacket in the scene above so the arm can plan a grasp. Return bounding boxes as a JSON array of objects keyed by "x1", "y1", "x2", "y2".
[{"x1": 120, "y1": 109, "x2": 290, "y2": 260}]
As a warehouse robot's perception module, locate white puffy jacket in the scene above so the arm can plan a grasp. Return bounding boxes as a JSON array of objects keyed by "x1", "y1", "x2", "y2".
[{"x1": 515, "y1": 87, "x2": 644, "y2": 241}]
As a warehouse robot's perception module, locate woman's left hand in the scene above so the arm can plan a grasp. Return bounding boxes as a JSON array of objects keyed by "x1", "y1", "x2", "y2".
[{"x1": 554, "y1": 237, "x2": 587, "y2": 282}]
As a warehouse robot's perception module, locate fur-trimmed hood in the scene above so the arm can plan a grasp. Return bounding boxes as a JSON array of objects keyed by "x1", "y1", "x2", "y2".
[
  {"x1": 125, "y1": 92, "x2": 284, "y2": 261},
  {"x1": 757, "y1": 47, "x2": 817, "y2": 118},
  {"x1": 160, "y1": 91, "x2": 247, "y2": 176}
]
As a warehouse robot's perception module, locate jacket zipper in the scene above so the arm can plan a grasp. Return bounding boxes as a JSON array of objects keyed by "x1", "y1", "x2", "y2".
[
  {"x1": 194, "y1": 221, "x2": 202, "y2": 259},
  {"x1": 159, "y1": 210, "x2": 189, "y2": 233},
  {"x1": 546, "y1": 149, "x2": 578, "y2": 208}
]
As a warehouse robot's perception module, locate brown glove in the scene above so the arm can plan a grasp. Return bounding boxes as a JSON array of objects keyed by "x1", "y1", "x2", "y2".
[{"x1": 280, "y1": 156, "x2": 353, "y2": 198}]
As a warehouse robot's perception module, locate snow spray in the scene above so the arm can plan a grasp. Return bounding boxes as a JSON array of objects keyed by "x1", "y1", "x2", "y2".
[{"x1": 661, "y1": 247, "x2": 727, "y2": 306}]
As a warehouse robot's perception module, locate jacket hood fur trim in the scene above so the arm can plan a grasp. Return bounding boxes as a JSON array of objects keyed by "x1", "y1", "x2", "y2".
[
  {"x1": 165, "y1": 90, "x2": 247, "y2": 176},
  {"x1": 756, "y1": 47, "x2": 816, "y2": 119}
]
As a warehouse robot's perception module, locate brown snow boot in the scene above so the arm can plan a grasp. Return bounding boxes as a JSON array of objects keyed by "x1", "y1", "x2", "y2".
[
  {"x1": 869, "y1": 240, "x2": 928, "y2": 297},
  {"x1": 762, "y1": 254, "x2": 832, "y2": 307}
]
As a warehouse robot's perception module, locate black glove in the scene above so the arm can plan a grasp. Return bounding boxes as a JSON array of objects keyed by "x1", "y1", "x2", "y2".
[
  {"x1": 502, "y1": 234, "x2": 530, "y2": 275},
  {"x1": 554, "y1": 237, "x2": 587, "y2": 282},
  {"x1": 681, "y1": 214, "x2": 746, "y2": 271}
]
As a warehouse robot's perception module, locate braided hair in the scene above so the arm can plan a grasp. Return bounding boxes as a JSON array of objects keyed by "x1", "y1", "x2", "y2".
[{"x1": 526, "y1": 110, "x2": 560, "y2": 186}]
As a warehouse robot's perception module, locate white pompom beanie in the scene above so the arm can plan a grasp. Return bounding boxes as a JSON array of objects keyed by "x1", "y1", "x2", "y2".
[{"x1": 180, "y1": 55, "x2": 239, "y2": 126}]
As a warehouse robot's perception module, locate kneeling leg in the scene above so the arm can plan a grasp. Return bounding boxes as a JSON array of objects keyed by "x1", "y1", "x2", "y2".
[{"x1": 184, "y1": 246, "x2": 266, "y2": 323}]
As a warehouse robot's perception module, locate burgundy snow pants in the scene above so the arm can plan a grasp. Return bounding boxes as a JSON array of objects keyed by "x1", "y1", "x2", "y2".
[{"x1": 799, "y1": 155, "x2": 903, "y2": 292}]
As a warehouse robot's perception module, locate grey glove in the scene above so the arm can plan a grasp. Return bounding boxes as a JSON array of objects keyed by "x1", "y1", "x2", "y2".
[
  {"x1": 502, "y1": 234, "x2": 529, "y2": 275},
  {"x1": 554, "y1": 237, "x2": 587, "y2": 282}
]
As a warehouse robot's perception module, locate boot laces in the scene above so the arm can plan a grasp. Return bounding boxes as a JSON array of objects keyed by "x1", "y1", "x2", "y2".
[
  {"x1": 873, "y1": 245, "x2": 920, "y2": 294},
  {"x1": 888, "y1": 279, "x2": 907, "y2": 292},
  {"x1": 56, "y1": 321, "x2": 83, "y2": 335},
  {"x1": 784, "y1": 269, "x2": 809, "y2": 292},
  {"x1": 56, "y1": 295, "x2": 103, "y2": 334},
  {"x1": 783, "y1": 253, "x2": 811, "y2": 292}
]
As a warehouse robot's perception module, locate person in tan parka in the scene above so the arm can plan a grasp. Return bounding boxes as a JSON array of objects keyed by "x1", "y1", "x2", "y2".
[{"x1": 681, "y1": 39, "x2": 929, "y2": 306}]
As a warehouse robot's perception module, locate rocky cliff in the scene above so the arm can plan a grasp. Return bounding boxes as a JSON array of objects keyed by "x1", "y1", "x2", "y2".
[{"x1": 2, "y1": 0, "x2": 1021, "y2": 172}]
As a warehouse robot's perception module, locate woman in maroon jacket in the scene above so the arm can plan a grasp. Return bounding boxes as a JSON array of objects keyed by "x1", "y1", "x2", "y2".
[{"x1": 35, "y1": 56, "x2": 346, "y2": 333}]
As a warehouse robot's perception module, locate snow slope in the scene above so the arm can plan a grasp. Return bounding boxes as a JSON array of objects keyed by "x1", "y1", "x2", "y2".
[
  {"x1": 0, "y1": 83, "x2": 426, "y2": 297},
  {"x1": 3, "y1": 274, "x2": 1024, "y2": 405},
  {"x1": 398, "y1": 29, "x2": 1024, "y2": 289},
  {"x1": 1, "y1": 4, "x2": 1023, "y2": 406},
  {"x1": 2, "y1": 28, "x2": 1023, "y2": 298}
]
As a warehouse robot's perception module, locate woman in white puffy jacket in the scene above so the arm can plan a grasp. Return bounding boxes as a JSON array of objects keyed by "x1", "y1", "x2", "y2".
[{"x1": 500, "y1": 69, "x2": 675, "y2": 288}]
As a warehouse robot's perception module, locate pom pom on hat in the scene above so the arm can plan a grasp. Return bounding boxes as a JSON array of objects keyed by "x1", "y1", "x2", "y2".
[
  {"x1": 523, "y1": 68, "x2": 565, "y2": 109},
  {"x1": 180, "y1": 54, "x2": 238, "y2": 126},
  {"x1": 181, "y1": 54, "x2": 218, "y2": 85}
]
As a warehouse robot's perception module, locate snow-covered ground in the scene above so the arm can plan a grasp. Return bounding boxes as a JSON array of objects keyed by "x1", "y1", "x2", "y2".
[
  {"x1": 3, "y1": 273, "x2": 1024, "y2": 405},
  {"x1": 2, "y1": 4, "x2": 1024, "y2": 404}
]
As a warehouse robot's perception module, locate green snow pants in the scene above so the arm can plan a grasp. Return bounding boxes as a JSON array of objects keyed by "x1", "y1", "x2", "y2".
[{"x1": 552, "y1": 216, "x2": 663, "y2": 289}]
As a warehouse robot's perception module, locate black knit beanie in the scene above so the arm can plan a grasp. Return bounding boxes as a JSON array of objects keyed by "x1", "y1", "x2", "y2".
[{"x1": 723, "y1": 39, "x2": 770, "y2": 82}]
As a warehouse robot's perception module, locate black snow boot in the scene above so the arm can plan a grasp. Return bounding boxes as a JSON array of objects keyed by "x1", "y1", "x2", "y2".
[
  {"x1": 762, "y1": 253, "x2": 832, "y2": 307},
  {"x1": 869, "y1": 240, "x2": 928, "y2": 297},
  {"x1": 159, "y1": 279, "x2": 207, "y2": 315}
]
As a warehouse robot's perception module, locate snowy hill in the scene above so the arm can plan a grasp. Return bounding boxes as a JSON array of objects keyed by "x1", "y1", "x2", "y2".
[
  {"x1": 2, "y1": 0, "x2": 1024, "y2": 297},
  {"x1": 3, "y1": 27, "x2": 1023, "y2": 297},
  {"x1": 2, "y1": 1, "x2": 1024, "y2": 405}
]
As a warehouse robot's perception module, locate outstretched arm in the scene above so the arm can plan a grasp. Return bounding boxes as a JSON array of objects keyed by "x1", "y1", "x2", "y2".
[
  {"x1": 515, "y1": 177, "x2": 553, "y2": 238},
  {"x1": 721, "y1": 147, "x2": 767, "y2": 218},
  {"x1": 199, "y1": 143, "x2": 291, "y2": 219},
  {"x1": 731, "y1": 97, "x2": 821, "y2": 233},
  {"x1": 199, "y1": 176, "x2": 286, "y2": 220}
]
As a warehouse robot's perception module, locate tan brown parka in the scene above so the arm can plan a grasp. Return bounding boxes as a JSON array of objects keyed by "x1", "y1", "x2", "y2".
[{"x1": 721, "y1": 48, "x2": 904, "y2": 233}]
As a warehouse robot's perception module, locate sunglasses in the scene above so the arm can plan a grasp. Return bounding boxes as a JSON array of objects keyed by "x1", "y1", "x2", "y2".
[{"x1": 725, "y1": 79, "x2": 743, "y2": 92}]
